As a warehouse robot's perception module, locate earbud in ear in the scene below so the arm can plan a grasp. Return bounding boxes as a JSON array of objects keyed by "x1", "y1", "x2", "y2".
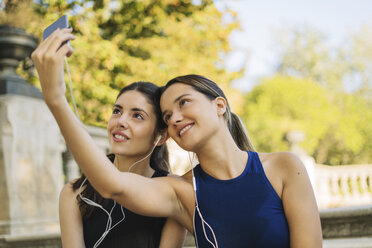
[{"x1": 156, "y1": 135, "x2": 162, "y2": 144}]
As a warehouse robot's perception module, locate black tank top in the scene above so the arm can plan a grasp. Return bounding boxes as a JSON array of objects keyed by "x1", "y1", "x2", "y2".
[{"x1": 83, "y1": 170, "x2": 168, "y2": 248}]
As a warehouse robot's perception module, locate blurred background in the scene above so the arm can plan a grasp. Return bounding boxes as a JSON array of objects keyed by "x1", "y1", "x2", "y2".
[
  {"x1": 1, "y1": 0, "x2": 371, "y2": 165},
  {"x1": 0, "y1": 0, "x2": 371, "y2": 247}
]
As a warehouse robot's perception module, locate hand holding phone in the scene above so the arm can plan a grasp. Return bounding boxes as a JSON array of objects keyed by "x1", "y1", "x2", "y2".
[
  {"x1": 43, "y1": 15, "x2": 69, "y2": 40},
  {"x1": 32, "y1": 14, "x2": 76, "y2": 108},
  {"x1": 43, "y1": 15, "x2": 73, "y2": 57}
]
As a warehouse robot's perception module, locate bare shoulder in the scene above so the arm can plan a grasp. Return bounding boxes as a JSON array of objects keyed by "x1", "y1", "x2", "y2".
[
  {"x1": 59, "y1": 179, "x2": 81, "y2": 200},
  {"x1": 259, "y1": 151, "x2": 304, "y2": 171},
  {"x1": 258, "y1": 152, "x2": 307, "y2": 185}
]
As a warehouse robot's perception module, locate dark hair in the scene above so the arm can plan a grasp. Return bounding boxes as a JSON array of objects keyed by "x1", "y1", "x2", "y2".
[
  {"x1": 72, "y1": 81, "x2": 169, "y2": 218},
  {"x1": 161, "y1": 74, "x2": 255, "y2": 151}
]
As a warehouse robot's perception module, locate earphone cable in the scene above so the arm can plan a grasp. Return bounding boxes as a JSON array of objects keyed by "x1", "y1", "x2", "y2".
[
  {"x1": 188, "y1": 152, "x2": 219, "y2": 248},
  {"x1": 64, "y1": 56, "x2": 80, "y2": 120}
]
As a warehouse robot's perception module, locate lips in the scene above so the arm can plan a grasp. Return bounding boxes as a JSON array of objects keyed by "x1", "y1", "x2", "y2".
[
  {"x1": 112, "y1": 131, "x2": 129, "y2": 142},
  {"x1": 179, "y1": 123, "x2": 194, "y2": 137}
]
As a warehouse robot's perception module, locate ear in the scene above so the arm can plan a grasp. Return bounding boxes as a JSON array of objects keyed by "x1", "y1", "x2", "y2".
[
  {"x1": 214, "y1": 96, "x2": 227, "y2": 117},
  {"x1": 156, "y1": 130, "x2": 169, "y2": 146}
]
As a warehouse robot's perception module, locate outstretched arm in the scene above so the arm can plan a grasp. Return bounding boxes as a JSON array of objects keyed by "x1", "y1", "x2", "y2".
[
  {"x1": 32, "y1": 28, "x2": 181, "y2": 219},
  {"x1": 280, "y1": 152, "x2": 323, "y2": 248},
  {"x1": 59, "y1": 182, "x2": 85, "y2": 248}
]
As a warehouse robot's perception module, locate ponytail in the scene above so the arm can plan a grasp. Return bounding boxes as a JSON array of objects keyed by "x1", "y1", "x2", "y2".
[{"x1": 229, "y1": 112, "x2": 255, "y2": 151}]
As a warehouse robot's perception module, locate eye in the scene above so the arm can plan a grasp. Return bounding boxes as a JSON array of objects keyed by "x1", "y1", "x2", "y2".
[
  {"x1": 163, "y1": 114, "x2": 171, "y2": 124},
  {"x1": 179, "y1": 98, "x2": 190, "y2": 107},
  {"x1": 133, "y1": 112, "x2": 144, "y2": 120},
  {"x1": 112, "y1": 108, "x2": 121, "y2": 115}
]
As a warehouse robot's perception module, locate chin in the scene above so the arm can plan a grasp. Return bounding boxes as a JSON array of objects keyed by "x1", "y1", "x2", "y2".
[{"x1": 177, "y1": 141, "x2": 197, "y2": 153}]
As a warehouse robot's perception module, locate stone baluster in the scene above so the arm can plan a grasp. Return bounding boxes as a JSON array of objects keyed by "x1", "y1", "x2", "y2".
[
  {"x1": 340, "y1": 174, "x2": 351, "y2": 203},
  {"x1": 350, "y1": 173, "x2": 360, "y2": 202},
  {"x1": 368, "y1": 173, "x2": 372, "y2": 192}
]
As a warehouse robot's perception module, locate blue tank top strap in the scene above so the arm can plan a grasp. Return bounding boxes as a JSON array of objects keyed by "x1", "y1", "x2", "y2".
[
  {"x1": 249, "y1": 151, "x2": 281, "y2": 200},
  {"x1": 247, "y1": 150, "x2": 262, "y2": 174}
]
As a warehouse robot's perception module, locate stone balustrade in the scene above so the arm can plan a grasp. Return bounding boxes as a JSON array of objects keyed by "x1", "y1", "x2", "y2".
[{"x1": 315, "y1": 164, "x2": 372, "y2": 209}]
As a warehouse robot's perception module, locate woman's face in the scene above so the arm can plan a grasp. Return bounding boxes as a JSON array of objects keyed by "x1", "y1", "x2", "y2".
[
  {"x1": 107, "y1": 90, "x2": 158, "y2": 157},
  {"x1": 160, "y1": 83, "x2": 221, "y2": 152}
]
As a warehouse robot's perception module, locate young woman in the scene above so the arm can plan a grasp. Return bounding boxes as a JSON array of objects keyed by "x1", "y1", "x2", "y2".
[
  {"x1": 32, "y1": 28, "x2": 322, "y2": 248},
  {"x1": 37, "y1": 33, "x2": 186, "y2": 247},
  {"x1": 59, "y1": 82, "x2": 186, "y2": 248}
]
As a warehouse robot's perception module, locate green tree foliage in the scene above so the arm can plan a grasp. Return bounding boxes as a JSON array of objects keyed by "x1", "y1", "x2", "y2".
[
  {"x1": 242, "y1": 75, "x2": 372, "y2": 165},
  {"x1": 1, "y1": 0, "x2": 243, "y2": 126}
]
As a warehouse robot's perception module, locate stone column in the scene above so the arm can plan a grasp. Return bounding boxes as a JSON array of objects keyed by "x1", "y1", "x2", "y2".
[
  {"x1": 0, "y1": 95, "x2": 65, "y2": 235},
  {"x1": 0, "y1": 26, "x2": 65, "y2": 238}
]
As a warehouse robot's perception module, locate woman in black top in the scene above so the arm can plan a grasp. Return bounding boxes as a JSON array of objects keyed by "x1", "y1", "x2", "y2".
[{"x1": 58, "y1": 81, "x2": 186, "y2": 247}]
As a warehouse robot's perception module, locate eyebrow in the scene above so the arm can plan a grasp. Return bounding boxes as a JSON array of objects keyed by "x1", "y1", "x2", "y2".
[
  {"x1": 132, "y1": 107, "x2": 150, "y2": 117},
  {"x1": 113, "y1": 104, "x2": 123, "y2": 109},
  {"x1": 162, "y1": 94, "x2": 190, "y2": 118},
  {"x1": 113, "y1": 104, "x2": 150, "y2": 117}
]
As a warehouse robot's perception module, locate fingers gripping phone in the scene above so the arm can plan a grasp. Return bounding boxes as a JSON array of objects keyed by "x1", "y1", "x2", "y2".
[
  {"x1": 43, "y1": 15, "x2": 80, "y2": 119},
  {"x1": 43, "y1": 15, "x2": 69, "y2": 44}
]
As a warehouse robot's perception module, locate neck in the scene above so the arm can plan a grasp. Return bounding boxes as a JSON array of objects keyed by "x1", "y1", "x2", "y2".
[
  {"x1": 195, "y1": 126, "x2": 248, "y2": 180},
  {"x1": 114, "y1": 154, "x2": 154, "y2": 177}
]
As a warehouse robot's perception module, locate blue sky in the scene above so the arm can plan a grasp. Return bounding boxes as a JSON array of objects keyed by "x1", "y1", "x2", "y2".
[{"x1": 214, "y1": 0, "x2": 372, "y2": 91}]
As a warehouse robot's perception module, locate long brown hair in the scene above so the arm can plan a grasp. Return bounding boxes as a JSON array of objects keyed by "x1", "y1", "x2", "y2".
[
  {"x1": 161, "y1": 74, "x2": 255, "y2": 151},
  {"x1": 72, "y1": 82, "x2": 169, "y2": 218}
]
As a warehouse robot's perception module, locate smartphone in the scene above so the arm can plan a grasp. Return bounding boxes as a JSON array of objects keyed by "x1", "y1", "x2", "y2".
[{"x1": 43, "y1": 15, "x2": 69, "y2": 40}]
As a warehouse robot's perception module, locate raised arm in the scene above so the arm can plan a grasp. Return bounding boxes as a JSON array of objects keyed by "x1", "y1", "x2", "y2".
[
  {"x1": 59, "y1": 182, "x2": 85, "y2": 248},
  {"x1": 31, "y1": 28, "x2": 181, "y2": 219},
  {"x1": 280, "y1": 152, "x2": 323, "y2": 248}
]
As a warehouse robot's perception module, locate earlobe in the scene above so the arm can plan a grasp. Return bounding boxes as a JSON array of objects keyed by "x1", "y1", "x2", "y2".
[{"x1": 156, "y1": 131, "x2": 169, "y2": 146}]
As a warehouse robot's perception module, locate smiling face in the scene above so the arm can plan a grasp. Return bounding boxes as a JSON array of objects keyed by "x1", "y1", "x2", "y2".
[
  {"x1": 160, "y1": 83, "x2": 222, "y2": 152},
  {"x1": 107, "y1": 90, "x2": 158, "y2": 158}
]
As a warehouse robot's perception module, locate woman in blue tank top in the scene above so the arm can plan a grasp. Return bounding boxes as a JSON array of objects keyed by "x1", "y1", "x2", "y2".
[
  {"x1": 159, "y1": 75, "x2": 322, "y2": 248},
  {"x1": 33, "y1": 28, "x2": 322, "y2": 248}
]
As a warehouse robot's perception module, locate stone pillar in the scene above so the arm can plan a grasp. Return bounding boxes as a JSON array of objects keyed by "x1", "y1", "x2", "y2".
[
  {"x1": 0, "y1": 26, "x2": 65, "y2": 238},
  {"x1": 0, "y1": 95, "x2": 65, "y2": 235}
]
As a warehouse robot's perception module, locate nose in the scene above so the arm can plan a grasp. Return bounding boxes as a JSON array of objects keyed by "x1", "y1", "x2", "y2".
[
  {"x1": 169, "y1": 110, "x2": 183, "y2": 125},
  {"x1": 118, "y1": 114, "x2": 129, "y2": 128}
]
